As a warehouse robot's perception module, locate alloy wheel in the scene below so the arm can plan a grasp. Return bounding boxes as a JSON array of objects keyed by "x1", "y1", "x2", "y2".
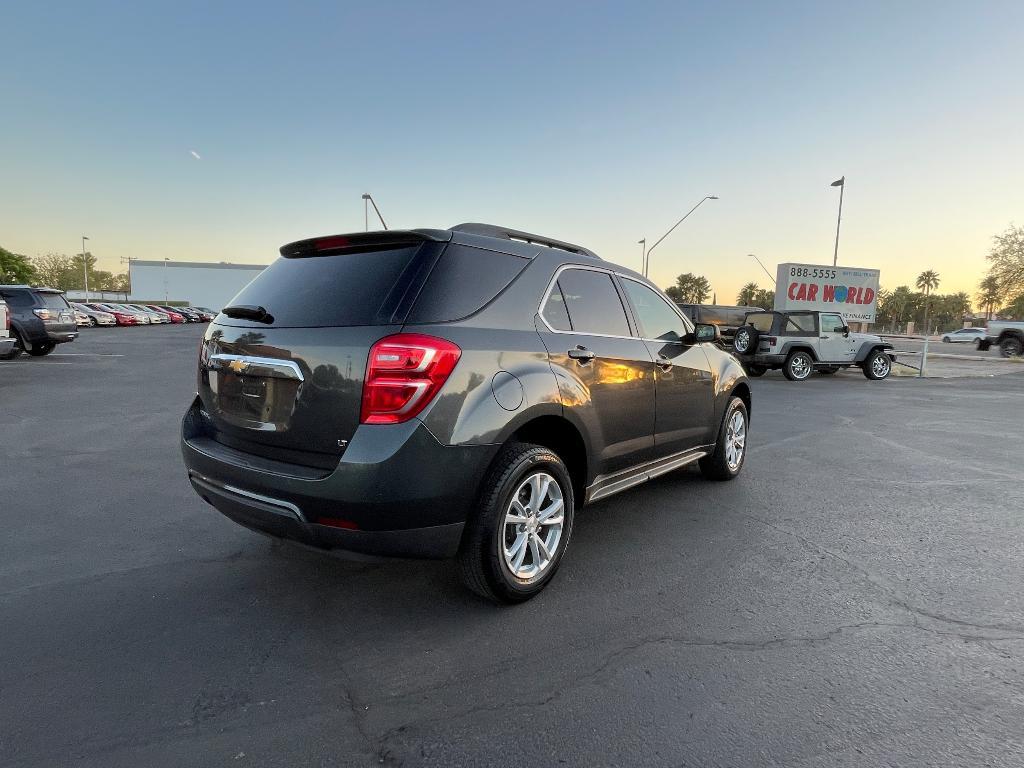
[
  {"x1": 790, "y1": 354, "x2": 811, "y2": 379},
  {"x1": 502, "y1": 472, "x2": 565, "y2": 581},
  {"x1": 871, "y1": 354, "x2": 891, "y2": 378},
  {"x1": 725, "y1": 410, "x2": 746, "y2": 471}
]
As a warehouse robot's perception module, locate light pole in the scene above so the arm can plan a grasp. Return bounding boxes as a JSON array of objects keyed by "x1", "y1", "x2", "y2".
[
  {"x1": 830, "y1": 176, "x2": 844, "y2": 267},
  {"x1": 638, "y1": 238, "x2": 646, "y2": 274},
  {"x1": 361, "y1": 193, "x2": 388, "y2": 230},
  {"x1": 643, "y1": 195, "x2": 718, "y2": 278},
  {"x1": 163, "y1": 258, "x2": 169, "y2": 303},
  {"x1": 81, "y1": 235, "x2": 90, "y2": 301}
]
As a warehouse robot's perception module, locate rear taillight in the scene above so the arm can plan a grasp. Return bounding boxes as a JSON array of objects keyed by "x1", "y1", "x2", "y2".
[
  {"x1": 33, "y1": 308, "x2": 54, "y2": 321},
  {"x1": 361, "y1": 334, "x2": 462, "y2": 425},
  {"x1": 1, "y1": 305, "x2": 7, "y2": 331},
  {"x1": 763, "y1": 336, "x2": 777, "y2": 347}
]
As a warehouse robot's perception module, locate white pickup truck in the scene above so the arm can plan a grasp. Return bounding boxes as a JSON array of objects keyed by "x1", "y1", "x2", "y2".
[
  {"x1": 0, "y1": 298, "x2": 17, "y2": 359},
  {"x1": 980, "y1": 320, "x2": 1024, "y2": 357}
]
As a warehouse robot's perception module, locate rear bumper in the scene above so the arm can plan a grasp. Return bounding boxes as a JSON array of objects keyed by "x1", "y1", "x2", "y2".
[
  {"x1": 181, "y1": 398, "x2": 499, "y2": 559},
  {"x1": 749, "y1": 353, "x2": 786, "y2": 366},
  {"x1": 0, "y1": 337, "x2": 14, "y2": 355}
]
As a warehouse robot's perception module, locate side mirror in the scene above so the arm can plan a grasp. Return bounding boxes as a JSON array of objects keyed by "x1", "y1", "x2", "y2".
[
  {"x1": 842, "y1": 325, "x2": 851, "y2": 337},
  {"x1": 694, "y1": 323, "x2": 719, "y2": 343}
]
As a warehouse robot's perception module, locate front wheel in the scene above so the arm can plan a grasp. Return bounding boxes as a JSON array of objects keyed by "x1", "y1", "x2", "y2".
[
  {"x1": 942, "y1": 336, "x2": 951, "y2": 343},
  {"x1": 999, "y1": 337, "x2": 1023, "y2": 358},
  {"x1": 783, "y1": 350, "x2": 814, "y2": 381},
  {"x1": 457, "y1": 443, "x2": 574, "y2": 604},
  {"x1": 863, "y1": 349, "x2": 892, "y2": 379},
  {"x1": 699, "y1": 396, "x2": 748, "y2": 481}
]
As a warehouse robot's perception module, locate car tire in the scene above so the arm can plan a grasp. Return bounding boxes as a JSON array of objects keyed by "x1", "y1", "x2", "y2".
[
  {"x1": 733, "y1": 326, "x2": 758, "y2": 355},
  {"x1": 782, "y1": 350, "x2": 814, "y2": 381},
  {"x1": 999, "y1": 337, "x2": 1023, "y2": 357},
  {"x1": 942, "y1": 336, "x2": 951, "y2": 343},
  {"x1": 89, "y1": 317, "x2": 98, "y2": 327},
  {"x1": 745, "y1": 365, "x2": 766, "y2": 377},
  {"x1": 863, "y1": 349, "x2": 892, "y2": 379},
  {"x1": 699, "y1": 396, "x2": 748, "y2": 481},
  {"x1": 26, "y1": 341, "x2": 56, "y2": 357},
  {"x1": 974, "y1": 338, "x2": 983, "y2": 350},
  {"x1": 3, "y1": 330, "x2": 25, "y2": 359},
  {"x1": 457, "y1": 442, "x2": 574, "y2": 604}
]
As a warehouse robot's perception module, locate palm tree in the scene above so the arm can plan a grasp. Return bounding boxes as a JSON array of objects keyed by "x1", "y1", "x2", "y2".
[
  {"x1": 978, "y1": 274, "x2": 1001, "y2": 320},
  {"x1": 736, "y1": 282, "x2": 759, "y2": 306},
  {"x1": 916, "y1": 270, "x2": 940, "y2": 335}
]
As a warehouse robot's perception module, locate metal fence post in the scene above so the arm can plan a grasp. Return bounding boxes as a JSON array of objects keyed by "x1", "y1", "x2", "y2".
[{"x1": 918, "y1": 335, "x2": 929, "y2": 378}]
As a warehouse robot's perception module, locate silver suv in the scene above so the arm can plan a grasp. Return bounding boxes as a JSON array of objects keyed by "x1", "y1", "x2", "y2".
[{"x1": 732, "y1": 310, "x2": 895, "y2": 381}]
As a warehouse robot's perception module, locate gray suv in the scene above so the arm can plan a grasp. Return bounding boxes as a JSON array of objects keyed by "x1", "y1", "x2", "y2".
[{"x1": 181, "y1": 224, "x2": 751, "y2": 602}]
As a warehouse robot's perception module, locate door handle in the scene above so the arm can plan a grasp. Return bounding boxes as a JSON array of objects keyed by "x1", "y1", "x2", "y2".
[
  {"x1": 820, "y1": 335, "x2": 828, "y2": 339},
  {"x1": 656, "y1": 354, "x2": 673, "y2": 370},
  {"x1": 567, "y1": 346, "x2": 595, "y2": 362}
]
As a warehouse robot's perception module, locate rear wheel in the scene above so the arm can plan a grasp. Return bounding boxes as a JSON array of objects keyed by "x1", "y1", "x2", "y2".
[
  {"x1": 733, "y1": 326, "x2": 758, "y2": 355},
  {"x1": 783, "y1": 350, "x2": 814, "y2": 381},
  {"x1": 89, "y1": 317, "x2": 98, "y2": 327},
  {"x1": 999, "y1": 337, "x2": 1023, "y2": 357},
  {"x1": 974, "y1": 338, "x2": 983, "y2": 350},
  {"x1": 26, "y1": 342, "x2": 55, "y2": 357},
  {"x1": 863, "y1": 349, "x2": 892, "y2": 379},
  {"x1": 458, "y1": 443, "x2": 574, "y2": 604},
  {"x1": 699, "y1": 396, "x2": 748, "y2": 481}
]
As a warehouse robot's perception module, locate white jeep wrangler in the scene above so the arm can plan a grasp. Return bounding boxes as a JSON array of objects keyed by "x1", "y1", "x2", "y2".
[{"x1": 732, "y1": 310, "x2": 895, "y2": 381}]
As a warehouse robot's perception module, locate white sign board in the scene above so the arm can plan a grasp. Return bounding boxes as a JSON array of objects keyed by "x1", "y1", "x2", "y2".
[{"x1": 774, "y1": 263, "x2": 880, "y2": 323}]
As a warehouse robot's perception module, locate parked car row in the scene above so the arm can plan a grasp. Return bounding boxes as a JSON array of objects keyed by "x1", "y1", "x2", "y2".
[
  {"x1": 71, "y1": 302, "x2": 215, "y2": 327},
  {"x1": 1, "y1": 284, "x2": 216, "y2": 360}
]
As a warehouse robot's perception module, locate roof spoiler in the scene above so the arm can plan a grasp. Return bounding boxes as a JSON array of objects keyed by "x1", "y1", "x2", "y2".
[
  {"x1": 280, "y1": 229, "x2": 451, "y2": 258},
  {"x1": 450, "y1": 223, "x2": 600, "y2": 260}
]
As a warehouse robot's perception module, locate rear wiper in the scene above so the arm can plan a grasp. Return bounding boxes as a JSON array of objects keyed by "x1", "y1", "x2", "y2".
[{"x1": 221, "y1": 304, "x2": 274, "y2": 324}]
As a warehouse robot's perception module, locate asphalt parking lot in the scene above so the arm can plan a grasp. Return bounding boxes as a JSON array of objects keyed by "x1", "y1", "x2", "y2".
[{"x1": 3, "y1": 325, "x2": 1023, "y2": 767}]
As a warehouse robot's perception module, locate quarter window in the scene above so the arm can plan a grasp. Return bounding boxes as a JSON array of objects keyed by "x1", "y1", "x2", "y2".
[
  {"x1": 786, "y1": 314, "x2": 817, "y2": 333},
  {"x1": 620, "y1": 279, "x2": 689, "y2": 341},
  {"x1": 548, "y1": 269, "x2": 631, "y2": 337}
]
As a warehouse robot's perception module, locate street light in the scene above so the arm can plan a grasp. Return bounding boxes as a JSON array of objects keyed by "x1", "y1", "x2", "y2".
[
  {"x1": 361, "y1": 193, "x2": 388, "y2": 231},
  {"x1": 830, "y1": 176, "x2": 845, "y2": 267},
  {"x1": 643, "y1": 195, "x2": 718, "y2": 277},
  {"x1": 638, "y1": 238, "x2": 646, "y2": 274},
  {"x1": 81, "y1": 235, "x2": 90, "y2": 301},
  {"x1": 163, "y1": 258, "x2": 169, "y2": 303}
]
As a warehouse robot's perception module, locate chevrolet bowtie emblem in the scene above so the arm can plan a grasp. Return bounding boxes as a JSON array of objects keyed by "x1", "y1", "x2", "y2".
[{"x1": 228, "y1": 359, "x2": 249, "y2": 374}]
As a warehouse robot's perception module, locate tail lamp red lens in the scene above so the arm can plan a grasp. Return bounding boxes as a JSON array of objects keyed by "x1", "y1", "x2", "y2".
[{"x1": 360, "y1": 334, "x2": 461, "y2": 425}]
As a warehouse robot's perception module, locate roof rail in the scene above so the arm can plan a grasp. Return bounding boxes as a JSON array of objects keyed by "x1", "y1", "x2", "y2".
[{"x1": 450, "y1": 223, "x2": 600, "y2": 260}]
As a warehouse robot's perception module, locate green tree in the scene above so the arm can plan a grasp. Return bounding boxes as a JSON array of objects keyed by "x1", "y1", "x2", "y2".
[
  {"x1": 751, "y1": 288, "x2": 775, "y2": 310},
  {"x1": 0, "y1": 246, "x2": 36, "y2": 283},
  {"x1": 664, "y1": 273, "x2": 711, "y2": 304},
  {"x1": 985, "y1": 224, "x2": 1024, "y2": 299},
  {"x1": 32, "y1": 253, "x2": 76, "y2": 289},
  {"x1": 1002, "y1": 293, "x2": 1024, "y2": 320},
  {"x1": 736, "y1": 282, "x2": 760, "y2": 305},
  {"x1": 978, "y1": 274, "x2": 1002, "y2": 320},
  {"x1": 916, "y1": 269, "x2": 940, "y2": 334}
]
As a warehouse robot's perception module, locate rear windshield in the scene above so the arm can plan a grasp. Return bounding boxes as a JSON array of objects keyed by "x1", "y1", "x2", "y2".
[
  {"x1": 748, "y1": 313, "x2": 774, "y2": 332},
  {"x1": 225, "y1": 245, "x2": 423, "y2": 327},
  {"x1": 38, "y1": 292, "x2": 71, "y2": 310}
]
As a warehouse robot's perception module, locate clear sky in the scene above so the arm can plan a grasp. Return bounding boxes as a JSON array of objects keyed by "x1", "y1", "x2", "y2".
[{"x1": 3, "y1": 1, "x2": 1022, "y2": 304}]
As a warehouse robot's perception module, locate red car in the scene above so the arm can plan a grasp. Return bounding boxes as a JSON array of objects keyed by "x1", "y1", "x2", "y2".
[
  {"x1": 84, "y1": 303, "x2": 137, "y2": 326},
  {"x1": 145, "y1": 305, "x2": 185, "y2": 323}
]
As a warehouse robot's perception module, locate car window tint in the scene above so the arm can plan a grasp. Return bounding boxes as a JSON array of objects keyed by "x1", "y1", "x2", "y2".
[
  {"x1": 1, "y1": 291, "x2": 33, "y2": 308},
  {"x1": 786, "y1": 314, "x2": 817, "y2": 332},
  {"x1": 409, "y1": 244, "x2": 529, "y2": 323},
  {"x1": 621, "y1": 279, "x2": 688, "y2": 340},
  {"x1": 542, "y1": 283, "x2": 573, "y2": 331},
  {"x1": 749, "y1": 313, "x2": 774, "y2": 332},
  {"x1": 820, "y1": 314, "x2": 845, "y2": 333},
  {"x1": 555, "y1": 269, "x2": 630, "y2": 336}
]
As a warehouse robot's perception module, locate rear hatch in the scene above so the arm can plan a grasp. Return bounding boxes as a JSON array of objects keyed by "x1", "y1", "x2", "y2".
[
  {"x1": 196, "y1": 231, "x2": 451, "y2": 469},
  {"x1": 35, "y1": 290, "x2": 76, "y2": 331}
]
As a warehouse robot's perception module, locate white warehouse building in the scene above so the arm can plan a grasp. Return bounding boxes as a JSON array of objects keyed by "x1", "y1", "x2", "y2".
[{"x1": 129, "y1": 260, "x2": 268, "y2": 310}]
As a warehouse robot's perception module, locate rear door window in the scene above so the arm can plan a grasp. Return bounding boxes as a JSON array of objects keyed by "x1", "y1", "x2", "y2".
[
  {"x1": 749, "y1": 313, "x2": 774, "y2": 332},
  {"x1": 549, "y1": 269, "x2": 631, "y2": 337},
  {"x1": 38, "y1": 293, "x2": 71, "y2": 311},
  {"x1": 786, "y1": 314, "x2": 817, "y2": 333}
]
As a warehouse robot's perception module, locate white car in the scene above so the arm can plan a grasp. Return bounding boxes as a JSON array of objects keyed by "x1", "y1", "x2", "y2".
[{"x1": 941, "y1": 327, "x2": 987, "y2": 346}]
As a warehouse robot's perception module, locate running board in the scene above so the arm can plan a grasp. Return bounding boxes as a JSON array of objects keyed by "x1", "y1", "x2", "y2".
[{"x1": 584, "y1": 448, "x2": 709, "y2": 504}]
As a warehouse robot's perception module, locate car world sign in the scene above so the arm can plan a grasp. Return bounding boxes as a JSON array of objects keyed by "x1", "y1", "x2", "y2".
[{"x1": 774, "y1": 263, "x2": 881, "y2": 323}]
